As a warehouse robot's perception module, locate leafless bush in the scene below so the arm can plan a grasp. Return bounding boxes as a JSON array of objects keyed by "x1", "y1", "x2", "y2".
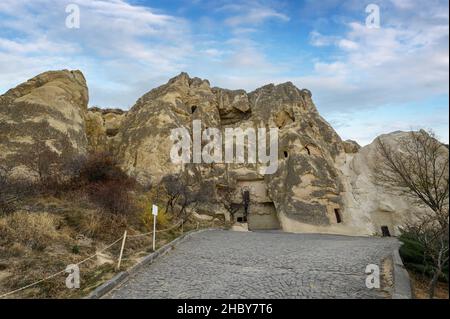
[
  {"x1": 77, "y1": 152, "x2": 129, "y2": 184},
  {"x1": 0, "y1": 166, "x2": 34, "y2": 215},
  {"x1": 374, "y1": 130, "x2": 449, "y2": 298},
  {"x1": 88, "y1": 180, "x2": 135, "y2": 216},
  {"x1": 0, "y1": 166, "x2": 13, "y2": 214},
  {"x1": 68, "y1": 152, "x2": 137, "y2": 216},
  {"x1": 161, "y1": 169, "x2": 207, "y2": 219},
  {"x1": 217, "y1": 184, "x2": 240, "y2": 219}
]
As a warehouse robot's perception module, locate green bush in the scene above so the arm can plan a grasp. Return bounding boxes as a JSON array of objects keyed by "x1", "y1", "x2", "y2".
[{"x1": 399, "y1": 232, "x2": 449, "y2": 282}]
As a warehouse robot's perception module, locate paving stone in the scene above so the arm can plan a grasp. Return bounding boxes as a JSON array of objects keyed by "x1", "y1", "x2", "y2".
[{"x1": 107, "y1": 230, "x2": 398, "y2": 299}]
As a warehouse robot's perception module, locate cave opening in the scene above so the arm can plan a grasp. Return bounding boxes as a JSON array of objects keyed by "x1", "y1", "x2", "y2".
[
  {"x1": 334, "y1": 208, "x2": 342, "y2": 223},
  {"x1": 305, "y1": 146, "x2": 311, "y2": 155},
  {"x1": 381, "y1": 226, "x2": 391, "y2": 237},
  {"x1": 191, "y1": 105, "x2": 198, "y2": 114}
]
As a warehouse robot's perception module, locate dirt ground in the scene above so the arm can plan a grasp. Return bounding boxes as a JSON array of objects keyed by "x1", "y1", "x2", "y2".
[{"x1": 409, "y1": 272, "x2": 449, "y2": 299}]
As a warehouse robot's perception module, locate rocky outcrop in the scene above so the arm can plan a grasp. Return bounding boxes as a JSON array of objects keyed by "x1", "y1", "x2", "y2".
[
  {"x1": 337, "y1": 131, "x2": 429, "y2": 236},
  {"x1": 343, "y1": 139, "x2": 361, "y2": 153},
  {"x1": 242, "y1": 82, "x2": 345, "y2": 228},
  {"x1": 1, "y1": 70, "x2": 434, "y2": 236},
  {"x1": 0, "y1": 70, "x2": 89, "y2": 179},
  {"x1": 114, "y1": 73, "x2": 347, "y2": 230},
  {"x1": 115, "y1": 73, "x2": 222, "y2": 186},
  {"x1": 86, "y1": 107, "x2": 127, "y2": 152}
]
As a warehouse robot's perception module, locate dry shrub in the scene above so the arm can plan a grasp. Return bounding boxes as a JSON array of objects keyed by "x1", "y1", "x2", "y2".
[
  {"x1": 88, "y1": 180, "x2": 135, "y2": 216},
  {"x1": 68, "y1": 152, "x2": 137, "y2": 216},
  {"x1": 77, "y1": 210, "x2": 127, "y2": 240},
  {"x1": 0, "y1": 168, "x2": 35, "y2": 215},
  {"x1": 77, "y1": 210, "x2": 103, "y2": 238},
  {"x1": 77, "y1": 152, "x2": 129, "y2": 184},
  {"x1": 9, "y1": 242, "x2": 28, "y2": 257},
  {"x1": 0, "y1": 211, "x2": 60, "y2": 251}
]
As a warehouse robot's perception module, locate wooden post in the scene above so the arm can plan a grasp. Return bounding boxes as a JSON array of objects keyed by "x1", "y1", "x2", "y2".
[
  {"x1": 151, "y1": 204, "x2": 158, "y2": 251},
  {"x1": 152, "y1": 214, "x2": 156, "y2": 251},
  {"x1": 116, "y1": 230, "x2": 127, "y2": 271}
]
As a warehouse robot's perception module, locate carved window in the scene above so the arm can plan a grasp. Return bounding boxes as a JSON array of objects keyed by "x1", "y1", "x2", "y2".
[
  {"x1": 305, "y1": 146, "x2": 311, "y2": 155},
  {"x1": 334, "y1": 208, "x2": 342, "y2": 223}
]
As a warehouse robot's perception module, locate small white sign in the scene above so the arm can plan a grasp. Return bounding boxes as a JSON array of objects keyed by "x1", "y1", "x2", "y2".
[{"x1": 152, "y1": 204, "x2": 158, "y2": 216}]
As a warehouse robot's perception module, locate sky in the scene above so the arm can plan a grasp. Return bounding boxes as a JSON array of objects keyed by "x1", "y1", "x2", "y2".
[{"x1": 0, "y1": 0, "x2": 448, "y2": 145}]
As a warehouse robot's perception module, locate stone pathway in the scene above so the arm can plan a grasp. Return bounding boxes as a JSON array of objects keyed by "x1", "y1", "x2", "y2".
[{"x1": 107, "y1": 230, "x2": 399, "y2": 299}]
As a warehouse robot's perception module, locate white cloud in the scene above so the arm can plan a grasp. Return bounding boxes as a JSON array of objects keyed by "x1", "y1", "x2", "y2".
[
  {"x1": 337, "y1": 39, "x2": 359, "y2": 50},
  {"x1": 328, "y1": 105, "x2": 449, "y2": 145},
  {"x1": 0, "y1": 0, "x2": 447, "y2": 146},
  {"x1": 309, "y1": 31, "x2": 338, "y2": 47},
  {"x1": 298, "y1": 0, "x2": 449, "y2": 144},
  {"x1": 390, "y1": 0, "x2": 415, "y2": 9},
  {"x1": 0, "y1": 0, "x2": 192, "y2": 104},
  {"x1": 219, "y1": 1, "x2": 289, "y2": 27},
  {"x1": 303, "y1": 1, "x2": 449, "y2": 112}
]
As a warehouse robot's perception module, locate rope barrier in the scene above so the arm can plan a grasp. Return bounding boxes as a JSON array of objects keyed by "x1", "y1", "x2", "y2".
[
  {"x1": 127, "y1": 220, "x2": 184, "y2": 238},
  {"x1": 0, "y1": 218, "x2": 187, "y2": 299},
  {"x1": 0, "y1": 270, "x2": 67, "y2": 299},
  {"x1": 0, "y1": 235, "x2": 124, "y2": 299}
]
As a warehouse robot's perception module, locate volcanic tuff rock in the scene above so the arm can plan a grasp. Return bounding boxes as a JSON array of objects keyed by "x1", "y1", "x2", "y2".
[
  {"x1": 115, "y1": 73, "x2": 346, "y2": 228},
  {"x1": 0, "y1": 70, "x2": 89, "y2": 179},
  {"x1": 343, "y1": 139, "x2": 361, "y2": 153},
  {"x1": 115, "y1": 72, "x2": 222, "y2": 186},
  {"x1": 337, "y1": 131, "x2": 429, "y2": 236},
  {"x1": 86, "y1": 107, "x2": 127, "y2": 152},
  {"x1": 0, "y1": 70, "x2": 433, "y2": 236}
]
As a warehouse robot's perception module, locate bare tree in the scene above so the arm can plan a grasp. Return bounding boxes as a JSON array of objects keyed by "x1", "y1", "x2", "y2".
[
  {"x1": 21, "y1": 121, "x2": 60, "y2": 184},
  {"x1": 0, "y1": 165, "x2": 15, "y2": 215},
  {"x1": 217, "y1": 184, "x2": 240, "y2": 221},
  {"x1": 161, "y1": 174, "x2": 183, "y2": 214},
  {"x1": 161, "y1": 170, "x2": 200, "y2": 220},
  {"x1": 0, "y1": 164, "x2": 33, "y2": 215},
  {"x1": 161, "y1": 164, "x2": 221, "y2": 226},
  {"x1": 374, "y1": 130, "x2": 449, "y2": 298}
]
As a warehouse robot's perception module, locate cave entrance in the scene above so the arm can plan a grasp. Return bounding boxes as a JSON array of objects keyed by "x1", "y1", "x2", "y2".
[
  {"x1": 381, "y1": 226, "x2": 391, "y2": 237},
  {"x1": 247, "y1": 202, "x2": 280, "y2": 231},
  {"x1": 232, "y1": 180, "x2": 281, "y2": 230}
]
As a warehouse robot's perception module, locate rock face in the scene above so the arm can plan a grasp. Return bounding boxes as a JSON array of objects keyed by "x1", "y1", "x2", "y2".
[
  {"x1": 115, "y1": 73, "x2": 222, "y2": 185},
  {"x1": 115, "y1": 73, "x2": 348, "y2": 231},
  {"x1": 337, "y1": 131, "x2": 429, "y2": 236},
  {"x1": 113, "y1": 73, "x2": 432, "y2": 236},
  {"x1": 343, "y1": 139, "x2": 361, "y2": 154},
  {"x1": 1, "y1": 70, "x2": 433, "y2": 236},
  {"x1": 0, "y1": 70, "x2": 89, "y2": 179},
  {"x1": 86, "y1": 107, "x2": 126, "y2": 152}
]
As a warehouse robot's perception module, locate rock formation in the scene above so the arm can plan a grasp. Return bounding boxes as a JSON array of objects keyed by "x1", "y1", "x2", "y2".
[
  {"x1": 0, "y1": 70, "x2": 437, "y2": 236},
  {"x1": 113, "y1": 73, "x2": 350, "y2": 231},
  {"x1": 0, "y1": 70, "x2": 89, "y2": 179},
  {"x1": 337, "y1": 131, "x2": 430, "y2": 236},
  {"x1": 86, "y1": 107, "x2": 126, "y2": 152}
]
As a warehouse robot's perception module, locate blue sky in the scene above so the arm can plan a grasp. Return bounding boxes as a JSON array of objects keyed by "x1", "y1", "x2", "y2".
[{"x1": 0, "y1": 0, "x2": 448, "y2": 145}]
